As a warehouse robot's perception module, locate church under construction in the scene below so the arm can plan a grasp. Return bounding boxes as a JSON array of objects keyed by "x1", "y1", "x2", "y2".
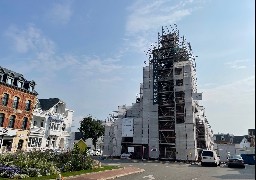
[{"x1": 103, "y1": 25, "x2": 214, "y2": 161}]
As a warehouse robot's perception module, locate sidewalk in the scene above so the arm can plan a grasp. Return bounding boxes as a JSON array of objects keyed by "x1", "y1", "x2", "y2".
[{"x1": 65, "y1": 167, "x2": 145, "y2": 180}]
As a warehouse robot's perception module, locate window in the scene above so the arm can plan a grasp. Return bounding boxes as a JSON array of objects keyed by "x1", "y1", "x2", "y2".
[
  {"x1": 202, "y1": 151, "x2": 213, "y2": 157},
  {"x1": 175, "y1": 68, "x2": 182, "y2": 75},
  {"x1": 33, "y1": 121, "x2": 37, "y2": 127},
  {"x1": 7, "y1": 78, "x2": 13, "y2": 85},
  {"x1": 25, "y1": 100, "x2": 31, "y2": 111},
  {"x1": 2, "y1": 93, "x2": 9, "y2": 106},
  {"x1": 41, "y1": 121, "x2": 44, "y2": 127},
  {"x1": 176, "y1": 79, "x2": 183, "y2": 86},
  {"x1": 22, "y1": 117, "x2": 28, "y2": 130},
  {"x1": 62, "y1": 123, "x2": 66, "y2": 131},
  {"x1": 0, "y1": 113, "x2": 4, "y2": 127},
  {"x1": 13, "y1": 96, "x2": 19, "y2": 109},
  {"x1": 17, "y1": 81, "x2": 23, "y2": 88},
  {"x1": 46, "y1": 137, "x2": 50, "y2": 147},
  {"x1": 17, "y1": 140, "x2": 24, "y2": 150},
  {"x1": 52, "y1": 138, "x2": 56, "y2": 148},
  {"x1": 8, "y1": 115, "x2": 15, "y2": 128}
]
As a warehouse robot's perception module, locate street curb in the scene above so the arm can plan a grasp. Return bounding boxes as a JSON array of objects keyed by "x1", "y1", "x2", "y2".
[{"x1": 64, "y1": 167, "x2": 135, "y2": 179}]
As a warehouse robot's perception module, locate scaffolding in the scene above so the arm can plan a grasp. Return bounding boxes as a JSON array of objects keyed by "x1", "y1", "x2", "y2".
[{"x1": 148, "y1": 25, "x2": 197, "y2": 159}]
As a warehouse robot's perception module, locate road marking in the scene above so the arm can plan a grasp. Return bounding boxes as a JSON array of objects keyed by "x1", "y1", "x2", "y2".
[
  {"x1": 143, "y1": 175, "x2": 155, "y2": 180},
  {"x1": 166, "y1": 166, "x2": 169, "y2": 167},
  {"x1": 129, "y1": 164, "x2": 133, "y2": 166}
]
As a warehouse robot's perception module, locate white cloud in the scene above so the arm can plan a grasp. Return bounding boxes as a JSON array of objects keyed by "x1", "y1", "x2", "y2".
[
  {"x1": 200, "y1": 76, "x2": 255, "y2": 135},
  {"x1": 126, "y1": 0, "x2": 196, "y2": 34},
  {"x1": 98, "y1": 77, "x2": 123, "y2": 83},
  {"x1": 5, "y1": 25, "x2": 127, "y2": 83},
  {"x1": 225, "y1": 59, "x2": 250, "y2": 69},
  {"x1": 5, "y1": 25, "x2": 55, "y2": 54},
  {"x1": 124, "y1": 0, "x2": 202, "y2": 54},
  {"x1": 46, "y1": 1, "x2": 73, "y2": 25},
  {"x1": 201, "y1": 75, "x2": 255, "y2": 103},
  {"x1": 82, "y1": 58, "x2": 122, "y2": 73}
]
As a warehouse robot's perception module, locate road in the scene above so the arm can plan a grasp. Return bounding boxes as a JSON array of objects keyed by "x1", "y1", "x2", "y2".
[{"x1": 99, "y1": 158, "x2": 255, "y2": 180}]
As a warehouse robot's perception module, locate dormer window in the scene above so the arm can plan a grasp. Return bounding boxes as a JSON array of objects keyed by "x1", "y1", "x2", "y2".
[
  {"x1": 17, "y1": 81, "x2": 23, "y2": 88},
  {"x1": 29, "y1": 85, "x2": 33, "y2": 92},
  {"x1": 29, "y1": 81, "x2": 35, "y2": 92},
  {"x1": 7, "y1": 78, "x2": 13, "y2": 85}
]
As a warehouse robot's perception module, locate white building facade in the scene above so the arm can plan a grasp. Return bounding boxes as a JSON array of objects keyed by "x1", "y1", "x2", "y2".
[
  {"x1": 103, "y1": 27, "x2": 214, "y2": 161},
  {"x1": 27, "y1": 98, "x2": 74, "y2": 151}
]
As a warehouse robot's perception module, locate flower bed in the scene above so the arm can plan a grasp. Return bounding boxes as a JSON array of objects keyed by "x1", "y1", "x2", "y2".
[{"x1": 0, "y1": 145, "x2": 94, "y2": 179}]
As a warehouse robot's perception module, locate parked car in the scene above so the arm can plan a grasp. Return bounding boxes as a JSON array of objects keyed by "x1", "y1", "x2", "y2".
[
  {"x1": 87, "y1": 149, "x2": 95, "y2": 156},
  {"x1": 95, "y1": 149, "x2": 103, "y2": 156},
  {"x1": 201, "y1": 150, "x2": 220, "y2": 167},
  {"x1": 227, "y1": 155, "x2": 245, "y2": 168},
  {"x1": 120, "y1": 153, "x2": 132, "y2": 159}
]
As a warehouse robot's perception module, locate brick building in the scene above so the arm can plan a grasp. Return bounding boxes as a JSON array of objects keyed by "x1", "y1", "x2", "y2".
[{"x1": 0, "y1": 66, "x2": 38, "y2": 152}]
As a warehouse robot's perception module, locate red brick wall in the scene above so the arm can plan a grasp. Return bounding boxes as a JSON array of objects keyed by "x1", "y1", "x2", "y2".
[{"x1": 0, "y1": 84, "x2": 37, "y2": 130}]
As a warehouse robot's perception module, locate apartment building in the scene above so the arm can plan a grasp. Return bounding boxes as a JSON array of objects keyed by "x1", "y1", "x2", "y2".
[{"x1": 0, "y1": 66, "x2": 37, "y2": 152}]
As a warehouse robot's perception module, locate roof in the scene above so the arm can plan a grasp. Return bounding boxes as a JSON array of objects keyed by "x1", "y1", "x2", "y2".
[
  {"x1": 214, "y1": 133, "x2": 234, "y2": 144},
  {"x1": 0, "y1": 66, "x2": 24, "y2": 78},
  {"x1": 233, "y1": 136, "x2": 246, "y2": 144},
  {"x1": 38, "y1": 98, "x2": 60, "y2": 111},
  {"x1": 0, "y1": 66, "x2": 38, "y2": 95}
]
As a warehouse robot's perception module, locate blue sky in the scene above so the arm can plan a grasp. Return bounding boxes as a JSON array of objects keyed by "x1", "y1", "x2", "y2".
[{"x1": 0, "y1": 0, "x2": 254, "y2": 135}]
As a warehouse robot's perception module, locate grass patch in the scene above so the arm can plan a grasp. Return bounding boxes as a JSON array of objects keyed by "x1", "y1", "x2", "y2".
[{"x1": 0, "y1": 166, "x2": 120, "y2": 180}]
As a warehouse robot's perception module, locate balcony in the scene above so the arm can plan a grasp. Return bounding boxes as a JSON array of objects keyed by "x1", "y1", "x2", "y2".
[
  {"x1": 48, "y1": 130, "x2": 62, "y2": 136},
  {"x1": 30, "y1": 127, "x2": 45, "y2": 135}
]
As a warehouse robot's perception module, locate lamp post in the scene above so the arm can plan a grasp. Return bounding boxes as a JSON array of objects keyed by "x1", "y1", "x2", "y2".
[{"x1": 142, "y1": 145, "x2": 146, "y2": 161}]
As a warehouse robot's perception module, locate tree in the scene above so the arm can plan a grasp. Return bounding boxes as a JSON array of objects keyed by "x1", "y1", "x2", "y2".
[{"x1": 78, "y1": 115, "x2": 105, "y2": 149}]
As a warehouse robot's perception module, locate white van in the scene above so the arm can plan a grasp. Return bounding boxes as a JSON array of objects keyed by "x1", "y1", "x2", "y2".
[{"x1": 201, "y1": 150, "x2": 220, "y2": 167}]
